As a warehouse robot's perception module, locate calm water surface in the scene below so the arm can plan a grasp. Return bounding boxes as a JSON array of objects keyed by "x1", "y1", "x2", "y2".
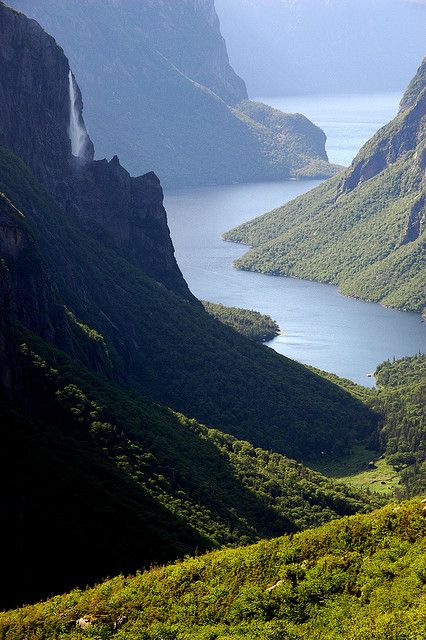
[
  {"x1": 257, "y1": 92, "x2": 402, "y2": 165},
  {"x1": 165, "y1": 94, "x2": 425, "y2": 386}
]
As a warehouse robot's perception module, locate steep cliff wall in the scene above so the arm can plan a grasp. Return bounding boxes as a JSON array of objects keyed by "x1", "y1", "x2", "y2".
[
  {"x1": 8, "y1": 0, "x2": 337, "y2": 187},
  {"x1": 341, "y1": 59, "x2": 426, "y2": 192},
  {"x1": 0, "y1": 2, "x2": 92, "y2": 186},
  {"x1": 0, "y1": 1, "x2": 189, "y2": 298},
  {"x1": 122, "y1": 0, "x2": 248, "y2": 105}
]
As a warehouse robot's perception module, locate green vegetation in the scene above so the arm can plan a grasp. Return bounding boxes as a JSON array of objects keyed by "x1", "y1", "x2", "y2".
[
  {"x1": 375, "y1": 353, "x2": 426, "y2": 387},
  {"x1": 2, "y1": 500, "x2": 425, "y2": 639},
  {"x1": 312, "y1": 355, "x2": 426, "y2": 498},
  {"x1": 312, "y1": 445, "x2": 401, "y2": 496},
  {"x1": 224, "y1": 63, "x2": 426, "y2": 315},
  {"x1": 372, "y1": 354, "x2": 426, "y2": 498},
  {"x1": 1, "y1": 323, "x2": 378, "y2": 608},
  {"x1": 0, "y1": 145, "x2": 377, "y2": 462},
  {"x1": 202, "y1": 301, "x2": 280, "y2": 342}
]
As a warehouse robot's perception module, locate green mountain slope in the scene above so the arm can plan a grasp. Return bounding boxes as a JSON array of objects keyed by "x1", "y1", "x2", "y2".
[
  {"x1": 0, "y1": 321, "x2": 377, "y2": 609},
  {"x1": 0, "y1": 146, "x2": 376, "y2": 461},
  {"x1": 224, "y1": 59, "x2": 426, "y2": 315},
  {"x1": 374, "y1": 354, "x2": 426, "y2": 497},
  {"x1": 2, "y1": 500, "x2": 425, "y2": 639},
  {"x1": 310, "y1": 355, "x2": 426, "y2": 498}
]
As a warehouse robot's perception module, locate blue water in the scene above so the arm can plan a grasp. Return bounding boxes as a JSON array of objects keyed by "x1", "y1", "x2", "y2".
[
  {"x1": 257, "y1": 92, "x2": 402, "y2": 166},
  {"x1": 165, "y1": 93, "x2": 425, "y2": 387}
]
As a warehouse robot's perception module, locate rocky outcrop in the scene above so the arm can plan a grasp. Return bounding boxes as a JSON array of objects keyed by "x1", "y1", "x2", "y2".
[
  {"x1": 340, "y1": 59, "x2": 426, "y2": 194},
  {"x1": 400, "y1": 57, "x2": 426, "y2": 111},
  {"x1": 65, "y1": 158, "x2": 189, "y2": 296},
  {"x1": 0, "y1": 2, "x2": 93, "y2": 187},
  {"x1": 129, "y1": 0, "x2": 248, "y2": 105},
  {"x1": 0, "y1": 1, "x2": 189, "y2": 298}
]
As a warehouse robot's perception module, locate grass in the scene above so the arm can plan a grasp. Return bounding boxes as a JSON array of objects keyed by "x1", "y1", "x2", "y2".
[{"x1": 311, "y1": 445, "x2": 401, "y2": 495}]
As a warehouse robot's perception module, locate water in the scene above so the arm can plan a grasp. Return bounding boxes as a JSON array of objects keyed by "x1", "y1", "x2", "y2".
[
  {"x1": 165, "y1": 93, "x2": 425, "y2": 387},
  {"x1": 68, "y1": 70, "x2": 87, "y2": 158},
  {"x1": 256, "y1": 92, "x2": 402, "y2": 166}
]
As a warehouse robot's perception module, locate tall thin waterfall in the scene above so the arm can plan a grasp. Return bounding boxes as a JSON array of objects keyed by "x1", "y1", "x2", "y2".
[{"x1": 68, "y1": 70, "x2": 86, "y2": 157}]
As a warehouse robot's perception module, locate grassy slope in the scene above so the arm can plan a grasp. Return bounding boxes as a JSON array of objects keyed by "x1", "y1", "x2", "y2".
[
  {"x1": 2, "y1": 500, "x2": 425, "y2": 639},
  {"x1": 311, "y1": 356, "x2": 426, "y2": 498},
  {"x1": 0, "y1": 146, "x2": 377, "y2": 461}
]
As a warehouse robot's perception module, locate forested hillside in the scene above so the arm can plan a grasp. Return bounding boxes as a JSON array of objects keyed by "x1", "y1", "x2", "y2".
[
  {"x1": 202, "y1": 301, "x2": 280, "y2": 342},
  {"x1": 0, "y1": 2, "x2": 383, "y2": 610},
  {"x1": 0, "y1": 145, "x2": 376, "y2": 461},
  {"x1": 1, "y1": 319, "x2": 378, "y2": 609},
  {"x1": 224, "y1": 58, "x2": 426, "y2": 315}
]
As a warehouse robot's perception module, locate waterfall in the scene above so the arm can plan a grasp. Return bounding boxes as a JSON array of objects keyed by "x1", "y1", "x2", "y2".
[{"x1": 68, "y1": 70, "x2": 86, "y2": 157}]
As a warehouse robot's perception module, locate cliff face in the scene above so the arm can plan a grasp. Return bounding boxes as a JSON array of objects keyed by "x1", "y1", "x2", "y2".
[
  {"x1": 122, "y1": 0, "x2": 248, "y2": 105},
  {"x1": 8, "y1": 0, "x2": 337, "y2": 187},
  {"x1": 66, "y1": 158, "x2": 189, "y2": 294},
  {"x1": 341, "y1": 58, "x2": 426, "y2": 193},
  {"x1": 0, "y1": 3, "x2": 89, "y2": 186},
  {"x1": 0, "y1": 1, "x2": 189, "y2": 298}
]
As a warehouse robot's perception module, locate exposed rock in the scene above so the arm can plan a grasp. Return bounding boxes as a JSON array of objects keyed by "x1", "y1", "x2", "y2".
[
  {"x1": 8, "y1": 0, "x2": 336, "y2": 187},
  {"x1": 340, "y1": 59, "x2": 426, "y2": 194},
  {"x1": 76, "y1": 617, "x2": 91, "y2": 629},
  {"x1": 0, "y1": 1, "x2": 190, "y2": 299}
]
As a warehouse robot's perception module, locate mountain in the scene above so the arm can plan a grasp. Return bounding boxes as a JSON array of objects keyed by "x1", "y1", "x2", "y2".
[
  {"x1": 0, "y1": 1, "x2": 381, "y2": 607},
  {"x1": 216, "y1": 0, "x2": 426, "y2": 97},
  {"x1": 0, "y1": 0, "x2": 376, "y2": 461},
  {"x1": 6, "y1": 0, "x2": 338, "y2": 187},
  {"x1": 224, "y1": 59, "x2": 426, "y2": 315},
  {"x1": 2, "y1": 499, "x2": 425, "y2": 639}
]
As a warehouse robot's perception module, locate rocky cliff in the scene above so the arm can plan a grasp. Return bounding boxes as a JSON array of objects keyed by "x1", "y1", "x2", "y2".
[
  {"x1": 123, "y1": 0, "x2": 248, "y2": 105},
  {"x1": 8, "y1": 0, "x2": 337, "y2": 187},
  {"x1": 341, "y1": 57, "x2": 426, "y2": 193},
  {"x1": 0, "y1": 1, "x2": 189, "y2": 298},
  {"x1": 0, "y1": 2, "x2": 92, "y2": 186}
]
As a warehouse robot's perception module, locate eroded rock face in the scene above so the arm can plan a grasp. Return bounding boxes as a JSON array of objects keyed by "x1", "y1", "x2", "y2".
[
  {"x1": 340, "y1": 59, "x2": 426, "y2": 194},
  {"x1": 0, "y1": 1, "x2": 189, "y2": 299},
  {"x1": 0, "y1": 3, "x2": 93, "y2": 187},
  {"x1": 64, "y1": 158, "x2": 189, "y2": 297},
  {"x1": 127, "y1": 0, "x2": 248, "y2": 105}
]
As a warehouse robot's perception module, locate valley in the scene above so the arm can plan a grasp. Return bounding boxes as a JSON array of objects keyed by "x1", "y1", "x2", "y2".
[
  {"x1": 166, "y1": 92, "x2": 425, "y2": 387},
  {"x1": 0, "y1": 0, "x2": 424, "y2": 633}
]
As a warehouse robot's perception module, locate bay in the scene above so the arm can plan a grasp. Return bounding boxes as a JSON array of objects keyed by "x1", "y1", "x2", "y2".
[{"x1": 165, "y1": 93, "x2": 425, "y2": 387}]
